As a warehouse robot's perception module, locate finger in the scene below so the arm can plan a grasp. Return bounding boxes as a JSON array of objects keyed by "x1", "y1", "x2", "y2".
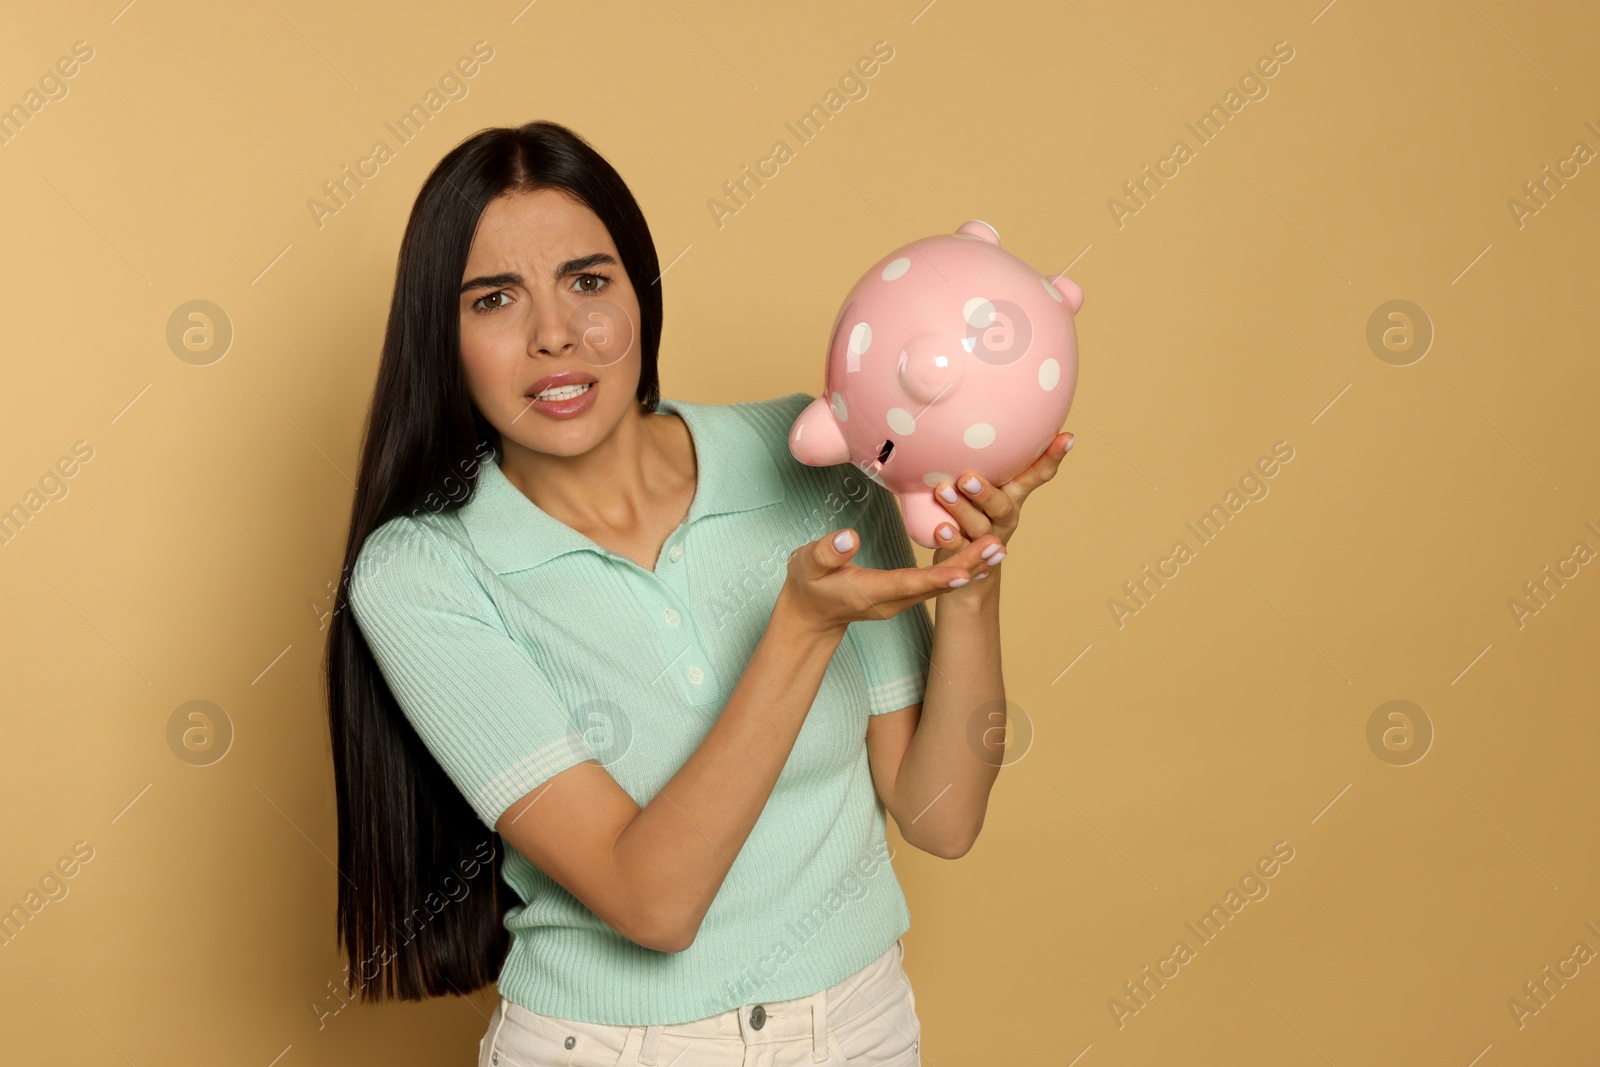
[
  {"x1": 932, "y1": 520, "x2": 966, "y2": 552},
  {"x1": 934, "y1": 479, "x2": 994, "y2": 541},
  {"x1": 952, "y1": 470, "x2": 1017, "y2": 528},
  {"x1": 879, "y1": 534, "x2": 1000, "y2": 598},
  {"x1": 959, "y1": 531, "x2": 1006, "y2": 574},
  {"x1": 1003, "y1": 432, "x2": 1075, "y2": 501},
  {"x1": 793, "y1": 527, "x2": 861, "y2": 578},
  {"x1": 835, "y1": 560, "x2": 970, "y2": 621},
  {"x1": 882, "y1": 535, "x2": 1003, "y2": 604}
]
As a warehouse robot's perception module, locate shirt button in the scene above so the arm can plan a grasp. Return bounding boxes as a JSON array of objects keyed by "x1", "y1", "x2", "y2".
[
  {"x1": 664, "y1": 608, "x2": 680, "y2": 628},
  {"x1": 670, "y1": 545, "x2": 683, "y2": 562},
  {"x1": 687, "y1": 666, "x2": 704, "y2": 685}
]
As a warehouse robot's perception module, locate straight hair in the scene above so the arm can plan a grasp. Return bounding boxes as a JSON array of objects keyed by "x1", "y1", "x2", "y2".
[{"x1": 324, "y1": 120, "x2": 662, "y2": 1000}]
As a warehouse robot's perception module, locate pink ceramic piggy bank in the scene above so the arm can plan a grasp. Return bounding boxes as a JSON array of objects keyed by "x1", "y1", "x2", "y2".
[{"x1": 789, "y1": 219, "x2": 1083, "y2": 549}]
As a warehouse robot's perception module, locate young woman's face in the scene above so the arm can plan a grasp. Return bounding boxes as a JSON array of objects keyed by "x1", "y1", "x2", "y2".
[{"x1": 458, "y1": 187, "x2": 644, "y2": 458}]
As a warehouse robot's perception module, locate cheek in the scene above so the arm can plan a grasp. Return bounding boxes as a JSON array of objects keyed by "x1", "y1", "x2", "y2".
[{"x1": 458, "y1": 321, "x2": 521, "y2": 399}]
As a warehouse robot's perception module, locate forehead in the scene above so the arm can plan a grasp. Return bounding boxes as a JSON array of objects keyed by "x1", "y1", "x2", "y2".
[{"x1": 465, "y1": 188, "x2": 614, "y2": 269}]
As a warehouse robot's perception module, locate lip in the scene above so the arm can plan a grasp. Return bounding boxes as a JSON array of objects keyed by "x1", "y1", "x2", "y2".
[{"x1": 524, "y1": 372, "x2": 599, "y2": 420}]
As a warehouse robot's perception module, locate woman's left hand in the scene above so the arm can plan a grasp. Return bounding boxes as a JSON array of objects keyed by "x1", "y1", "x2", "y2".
[{"x1": 930, "y1": 431, "x2": 1075, "y2": 570}]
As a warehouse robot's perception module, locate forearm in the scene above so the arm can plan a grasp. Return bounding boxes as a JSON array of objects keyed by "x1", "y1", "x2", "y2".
[
  {"x1": 612, "y1": 588, "x2": 843, "y2": 949},
  {"x1": 891, "y1": 573, "x2": 1005, "y2": 858}
]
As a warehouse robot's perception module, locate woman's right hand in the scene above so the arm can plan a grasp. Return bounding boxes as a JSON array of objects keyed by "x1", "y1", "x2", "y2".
[{"x1": 779, "y1": 525, "x2": 1003, "y2": 638}]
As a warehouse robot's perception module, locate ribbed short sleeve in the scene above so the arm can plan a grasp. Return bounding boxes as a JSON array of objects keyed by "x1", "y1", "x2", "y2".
[
  {"x1": 347, "y1": 517, "x2": 597, "y2": 829},
  {"x1": 843, "y1": 474, "x2": 936, "y2": 715}
]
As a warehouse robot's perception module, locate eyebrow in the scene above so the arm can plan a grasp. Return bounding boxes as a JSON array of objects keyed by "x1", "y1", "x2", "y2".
[{"x1": 460, "y1": 253, "x2": 619, "y2": 294}]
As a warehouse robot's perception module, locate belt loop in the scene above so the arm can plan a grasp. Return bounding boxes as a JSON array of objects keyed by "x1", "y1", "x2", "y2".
[
  {"x1": 811, "y1": 991, "x2": 828, "y2": 1062},
  {"x1": 639, "y1": 1023, "x2": 665, "y2": 1065}
]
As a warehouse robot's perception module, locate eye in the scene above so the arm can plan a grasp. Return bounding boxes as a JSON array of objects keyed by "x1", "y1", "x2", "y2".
[
  {"x1": 471, "y1": 289, "x2": 511, "y2": 314},
  {"x1": 572, "y1": 273, "x2": 611, "y2": 295}
]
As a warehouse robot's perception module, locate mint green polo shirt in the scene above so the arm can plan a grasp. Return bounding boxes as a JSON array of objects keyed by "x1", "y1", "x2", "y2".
[{"x1": 347, "y1": 391, "x2": 935, "y2": 1025}]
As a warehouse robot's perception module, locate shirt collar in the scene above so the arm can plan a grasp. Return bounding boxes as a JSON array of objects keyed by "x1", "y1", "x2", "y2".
[{"x1": 457, "y1": 395, "x2": 785, "y2": 575}]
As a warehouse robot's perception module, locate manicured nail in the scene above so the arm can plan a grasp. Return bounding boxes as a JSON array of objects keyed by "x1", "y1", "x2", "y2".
[
  {"x1": 974, "y1": 571, "x2": 989, "y2": 579},
  {"x1": 833, "y1": 530, "x2": 854, "y2": 551},
  {"x1": 937, "y1": 484, "x2": 959, "y2": 504},
  {"x1": 961, "y1": 476, "x2": 981, "y2": 495},
  {"x1": 988, "y1": 552, "x2": 1006, "y2": 565},
  {"x1": 980, "y1": 543, "x2": 1002, "y2": 561},
  {"x1": 1065, "y1": 433, "x2": 1075, "y2": 452},
  {"x1": 947, "y1": 576, "x2": 969, "y2": 587},
  {"x1": 938, "y1": 524, "x2": 955, "y2": 541}
]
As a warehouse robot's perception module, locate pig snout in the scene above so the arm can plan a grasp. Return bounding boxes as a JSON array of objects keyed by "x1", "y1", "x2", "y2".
[{"x1": 896, "y1": 333, "x2": 966, "y2": 405}]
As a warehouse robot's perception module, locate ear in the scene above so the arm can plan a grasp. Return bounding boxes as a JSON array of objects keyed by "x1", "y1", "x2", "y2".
[
  {"x1": 955, "y1": 219, "x2": 1001, "y2": 245},
  {"x1": 1048, "y1": 274, "x2": 1085, "y2": 315}
]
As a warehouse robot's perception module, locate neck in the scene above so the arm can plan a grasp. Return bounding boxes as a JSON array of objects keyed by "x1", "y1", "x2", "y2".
[{"x1": 496, "y1": 401, "x2": 682, "y2": 529}]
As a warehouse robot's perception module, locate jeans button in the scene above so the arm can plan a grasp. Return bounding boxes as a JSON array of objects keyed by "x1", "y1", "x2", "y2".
[
  {"x1": 749, "y1": 1004, "x2": 766, "y2": 1030},
  {"x1": 564, "y1": 1036, "x2": 576, "y2": 1049}
]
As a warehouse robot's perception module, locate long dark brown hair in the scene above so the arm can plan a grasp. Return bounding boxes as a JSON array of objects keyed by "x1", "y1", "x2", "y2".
[{"x1": 324, "y1": 120, "x2": 663, "y2": 1000}]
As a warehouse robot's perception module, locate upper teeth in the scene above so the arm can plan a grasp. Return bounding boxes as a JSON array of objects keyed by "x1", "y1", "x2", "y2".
[{"x1": 535, "y1": 382, "x2": 591, "y2": 401}]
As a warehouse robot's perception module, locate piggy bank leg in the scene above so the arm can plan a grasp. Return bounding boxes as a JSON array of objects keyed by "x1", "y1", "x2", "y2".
[{"x1": 899, "y1": 489, "x2": 948, "y2": 551}]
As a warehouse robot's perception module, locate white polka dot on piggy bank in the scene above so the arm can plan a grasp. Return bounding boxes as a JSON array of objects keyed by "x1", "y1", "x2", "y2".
[{"x1": 786, "y1": 219, "x2": 1083, "y2": 549}]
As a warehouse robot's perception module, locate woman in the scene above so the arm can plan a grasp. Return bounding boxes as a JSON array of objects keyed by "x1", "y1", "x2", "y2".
[{"x1": 324, "y1": 120, "x2": 1072, "y2": 1066}]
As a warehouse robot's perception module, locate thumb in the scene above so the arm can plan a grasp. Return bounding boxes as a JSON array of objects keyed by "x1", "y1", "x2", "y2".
[{"x1": 797, "y1": 527, "x2": 860, "y2": 576}]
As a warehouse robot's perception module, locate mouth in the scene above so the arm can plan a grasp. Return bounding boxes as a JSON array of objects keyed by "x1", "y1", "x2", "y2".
[
  {"x1": 527, "y1": 380, "x2": 595, "y2": 403},
  {"x1": 520, "y1": 377, "x2": 599, "y2": 420}
]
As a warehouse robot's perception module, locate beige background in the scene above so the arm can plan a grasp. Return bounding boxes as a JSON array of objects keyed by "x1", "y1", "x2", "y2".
[{"x1": 2, "y1": 0, "x2": 1597, "y2": 1063}]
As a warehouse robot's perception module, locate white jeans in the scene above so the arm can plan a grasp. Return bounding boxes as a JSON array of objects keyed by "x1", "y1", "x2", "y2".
[{"x1": 479, "y1": 938, "x2": 920, "y2": 1066}]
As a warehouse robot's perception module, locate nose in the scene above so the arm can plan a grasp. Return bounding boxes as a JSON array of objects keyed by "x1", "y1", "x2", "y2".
[
  {"x1": 897, "y1": 334, "x2": 965, "y2": 405},
  {"x1": 528, "y1": 296, "x2": 579, "y2": 358}
]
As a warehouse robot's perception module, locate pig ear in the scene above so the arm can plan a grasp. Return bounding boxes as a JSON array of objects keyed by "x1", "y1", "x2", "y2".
[
  {"x1": 955, "y1": 219, "x2": 1001, "y2": 245},
  {"x1": 1047, "y1": 274, "x2": 1085, "y2": 315}
]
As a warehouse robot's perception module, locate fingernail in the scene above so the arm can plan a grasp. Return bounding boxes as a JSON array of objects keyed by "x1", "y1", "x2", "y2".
[
  {"x1": 937, "y1": 484, "x2": 959, "y2": 504},
  {"x1": 961, "y1": 476, "x2": 981, "y2": 495},
  {"x1": 947, "y1": 576, "x2": 969, "y2": 587},
  {"x1": 938, "y1": 525, "x2": 955, "y2": 541},
  {"x1": 833, "y1": 530, "x2": 854, "y2": 551},
  {"x1": 988, "y1": 551, "x2": 1006, "y2": 565},
  {"x1": 1065, "y1": 434, "x2": 1075, "y2": 452},
  {"x1": 980, "y1": 543, "x2": 1002, "y2": 561},
  {"x1": 974, "y1": 571, "x2": 989, "y2": 579}
]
